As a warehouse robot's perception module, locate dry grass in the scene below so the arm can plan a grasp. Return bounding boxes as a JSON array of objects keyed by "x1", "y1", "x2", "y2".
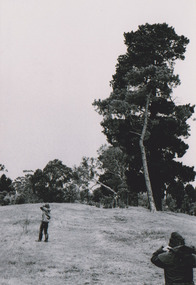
[{"x1": 0, "y1": 203, "x2": 196, "y2": 285}]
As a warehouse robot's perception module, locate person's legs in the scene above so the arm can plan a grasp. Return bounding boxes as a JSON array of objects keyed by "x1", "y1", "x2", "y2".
[
  {"x1": 43, "y1": 222, "x2": 49, "y2": 242},
  {"x1": 38, "y1": 222, "x2": 44, "y2": 241}
]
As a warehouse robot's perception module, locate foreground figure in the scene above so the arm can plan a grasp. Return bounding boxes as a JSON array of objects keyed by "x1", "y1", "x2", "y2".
[
  {"x1": 38, "y1": 204, "x2": 51, "y2": 242},
  {"x1": 151, "y1": 232, "x2": 196, "y2": 285}
]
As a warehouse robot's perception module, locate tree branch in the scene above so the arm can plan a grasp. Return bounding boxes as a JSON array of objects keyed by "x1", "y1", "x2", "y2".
[
  {"x1": 93, "y1": 179, "x2": 117, "y2": 194},
  {"x1": 129, "y1": 131, "x2": 141, "y2": 136}
]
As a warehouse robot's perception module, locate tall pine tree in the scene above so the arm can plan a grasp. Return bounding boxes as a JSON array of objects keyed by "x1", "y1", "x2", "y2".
[{"x1": 93, "y1": 23, "x2": 195, "y2": 211}]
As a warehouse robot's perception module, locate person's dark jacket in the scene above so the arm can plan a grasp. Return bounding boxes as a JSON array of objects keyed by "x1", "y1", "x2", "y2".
[{"x1": 151, "y1": 245, "x2": 196, "y2": 285}]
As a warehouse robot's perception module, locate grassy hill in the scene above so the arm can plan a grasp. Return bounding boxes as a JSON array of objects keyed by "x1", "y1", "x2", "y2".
[{"x1": 0, "y1": 203, "x2": 196, "y2": 285}]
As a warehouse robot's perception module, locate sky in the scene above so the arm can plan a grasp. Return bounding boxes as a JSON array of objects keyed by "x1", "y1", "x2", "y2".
[{"x1": 0, "y1": 0, "x2": 196, "y2": 181}]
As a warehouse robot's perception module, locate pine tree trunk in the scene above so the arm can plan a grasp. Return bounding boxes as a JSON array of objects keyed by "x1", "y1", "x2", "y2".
[{"x1": 139, "y1": 95, "x2": 157, "y2": 212}]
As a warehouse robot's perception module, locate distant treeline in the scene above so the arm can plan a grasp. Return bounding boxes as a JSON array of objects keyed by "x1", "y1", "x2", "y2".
[{"x1": 1, "y1": 152, "x2": 196, "y2": 215}]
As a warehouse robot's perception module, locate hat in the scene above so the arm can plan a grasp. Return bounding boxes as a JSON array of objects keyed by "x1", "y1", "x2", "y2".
[
  {"x1": 44, "y1": 203, "x2": 50, "y2": 209},
  {"x1": 169, "y1": 232, "x2": 185, "y2": 248}
]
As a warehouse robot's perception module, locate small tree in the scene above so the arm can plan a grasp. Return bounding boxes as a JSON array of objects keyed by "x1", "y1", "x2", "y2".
[
  {"x1": 97, "y1": 145, "x2": 130, "y2": 206},
  {"x1": 12, "y1": 172, "x2": 38, "y2": 204},
  {"x1": 0, "y1": 174, "x2": 13, "y2": 205},
  {"x1": 42, "y1": 159, "x2": 72, "y2": 202},
  {"x1": 72, "y1": 157, "x2": 96, "y2": 192},
  {"x1": 31, "y1": 159, "x2": 73, "y2": 202}
]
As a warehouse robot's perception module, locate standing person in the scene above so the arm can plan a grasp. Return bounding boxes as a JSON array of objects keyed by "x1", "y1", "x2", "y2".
[
  {"x1": 37, "y1": 204, "x2": 51, "y2": 242},
  {"x1": 151, "y1": 232, "x2": 196, "y2": 285}
]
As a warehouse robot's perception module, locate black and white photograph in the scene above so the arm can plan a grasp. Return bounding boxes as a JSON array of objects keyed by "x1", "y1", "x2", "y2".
[{"x1": 0, "y1": 0, "x2": 196, "y2": 284}]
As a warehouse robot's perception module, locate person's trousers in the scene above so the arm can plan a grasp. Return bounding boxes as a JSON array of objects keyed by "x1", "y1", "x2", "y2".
[{"x1": 39, "y1": 221, "x2": 49, "y2": 241}]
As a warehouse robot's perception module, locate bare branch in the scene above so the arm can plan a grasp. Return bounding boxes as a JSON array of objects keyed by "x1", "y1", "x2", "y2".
[
  {"x1": 93, "y1": 179, "x2": 117, "y2": 194},
  {"x1": 129, "y1": 131, "x2": 141, "y2": 136}
]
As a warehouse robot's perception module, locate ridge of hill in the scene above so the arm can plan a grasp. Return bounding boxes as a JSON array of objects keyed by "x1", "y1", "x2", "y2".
[{"x1": 0, "y1": 203, "x2": 196, "y2": 285}]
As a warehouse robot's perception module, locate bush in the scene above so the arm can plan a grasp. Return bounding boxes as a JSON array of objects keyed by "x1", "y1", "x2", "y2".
[
  {"x1": 138, "y1": 192, "x2": 149, "y2": 209},
  {"x1": 14, "y1": 194, "x2": 26, "y2": 205},
  {"x1": 162, "y1": 194, "x2": 177, "y2": 212},
  {"x1": 102, "y1": 197, "x2": 113, "y2": 208},
  {"x1": 118, "y1": 200, "x2": 126, "y2": 208},
  {"x1": 95, "y1": 202, "x2": 101, "y2": 208},
  {"x1": 191, "y1": 203, "x2": 196, "y2": 216},
  {"x1": 0, "y1": 191, "x2": 10, "y2": 206},
  {"x1": 87, "y1": 200, "x2": 95, "y2": 206}
]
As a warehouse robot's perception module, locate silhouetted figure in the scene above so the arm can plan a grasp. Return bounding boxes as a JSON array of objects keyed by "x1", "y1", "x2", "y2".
[
  {"x1": 37, "y1": 204, "x2": 51, "y2": 242},
  {"x1": 151, "y1": 232, "x2": 196, "y2": 285}
]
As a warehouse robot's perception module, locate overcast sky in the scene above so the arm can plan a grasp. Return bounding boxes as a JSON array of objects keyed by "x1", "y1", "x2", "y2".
[{"x1": 0, "y1": 0, "x2": 196, "y2": 181}]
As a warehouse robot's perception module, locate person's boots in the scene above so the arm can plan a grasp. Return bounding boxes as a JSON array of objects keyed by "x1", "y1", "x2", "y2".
[{"x1": 44, "y1": 234, "x2": 48, "y2": 242}]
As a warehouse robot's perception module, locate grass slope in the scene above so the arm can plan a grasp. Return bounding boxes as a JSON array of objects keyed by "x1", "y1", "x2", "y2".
[{"x1": 0, "y1": 203, "x2": 196, "y2": 285}]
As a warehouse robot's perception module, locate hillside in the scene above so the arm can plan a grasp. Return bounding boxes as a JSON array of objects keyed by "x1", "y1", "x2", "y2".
[{"x1": 0, "y1": 203, "x2": 196, "y2": 285}]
